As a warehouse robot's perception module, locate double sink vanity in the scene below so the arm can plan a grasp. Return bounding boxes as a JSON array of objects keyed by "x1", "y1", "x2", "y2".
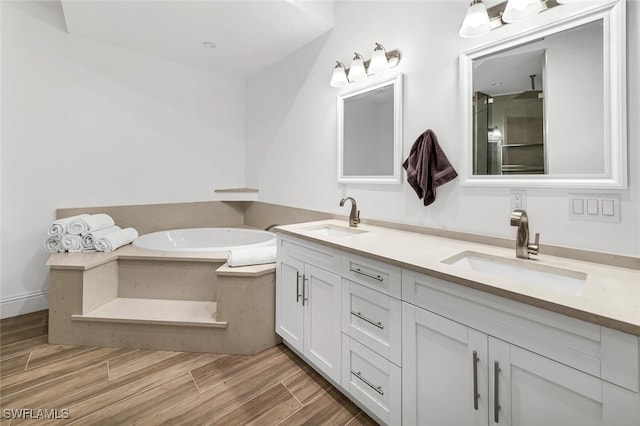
[
  {"x1": 274, "y1": 218, "x2": 640, "y2": 425},
  {"x1": 281, "y1": 2, "x2": 636, "y2": 422}
]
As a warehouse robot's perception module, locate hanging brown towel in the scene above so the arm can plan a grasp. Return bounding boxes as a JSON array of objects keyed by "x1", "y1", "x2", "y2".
[{"x1": 402, "y1": 129, "x2": 457, "y2": 206}]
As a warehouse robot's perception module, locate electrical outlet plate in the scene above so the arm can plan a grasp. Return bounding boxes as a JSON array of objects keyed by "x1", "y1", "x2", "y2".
[{"x1": 510, "y1": 190, "x2": 525, "y2": 211}]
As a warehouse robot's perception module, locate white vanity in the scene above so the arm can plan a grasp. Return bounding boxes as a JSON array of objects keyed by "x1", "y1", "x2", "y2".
[{"x1": 274, "y1": 219, "x2": 640, "y2": 425}]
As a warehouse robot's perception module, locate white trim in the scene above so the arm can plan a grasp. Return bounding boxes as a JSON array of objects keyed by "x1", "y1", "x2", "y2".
[
  {"x1": 459, "y1": 0, "x2": 627, "y2": 189},
  {"x1": 1, "y1": 290, "x2": 49, "y2": 319}
]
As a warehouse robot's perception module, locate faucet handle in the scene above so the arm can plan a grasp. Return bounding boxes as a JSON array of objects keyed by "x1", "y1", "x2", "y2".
[
  {"x1": 355, "y1": 210, "x2": 361, "y2": 225},
  {"x1": 528, "y1": 232, "x2": 540, "y2": 256}
]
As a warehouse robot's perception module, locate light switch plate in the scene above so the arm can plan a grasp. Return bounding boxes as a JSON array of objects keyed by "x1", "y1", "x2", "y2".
[{"x1": 569, "y1": 194, "x2": 620, "y2": 223}]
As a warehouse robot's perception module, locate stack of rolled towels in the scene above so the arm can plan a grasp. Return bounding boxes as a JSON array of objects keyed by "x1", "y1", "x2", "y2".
[{"x1": 44, "y1": 213, "x2": 138, "y2": 253}]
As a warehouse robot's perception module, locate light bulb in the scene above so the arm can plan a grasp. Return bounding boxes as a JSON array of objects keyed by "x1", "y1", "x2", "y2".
[
  {"x1": 330, "y1": 62, "x2": 349, "y2": 87},
  {"x1": 368, "y1": 44, "x2": 389, "y2": 74},
  {"x1": 347, "y1": 53, "x2": 367, "y2": 81},
  {"x1": 459, "y1": 1, "x2": 491, "y2": 38},
  {"x1": 502, "y1": 0, "x2": 541, "y2": 23}
]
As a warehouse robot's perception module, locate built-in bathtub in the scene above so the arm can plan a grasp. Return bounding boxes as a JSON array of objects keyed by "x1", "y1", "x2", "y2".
[
  {"x1": 48, "y1": 226, "x2": 280, "y2": 354},
  {"x1": 132, "y1": 227, "x2": 276, "y2": 253}
]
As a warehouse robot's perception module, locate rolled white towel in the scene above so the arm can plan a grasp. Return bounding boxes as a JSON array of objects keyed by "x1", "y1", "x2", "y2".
[
  {"x1": 68, "y1": 213, "x2": 115, "y2": 235},
  {"x1": 81, "y1": 225, "x2": 121, "y2": 251},
  {"x1": 47, "y1": 214, "x2": 89, "y2": 237},
  {"x1": 95, "y1": 227, "x2": 138, "y2": 252},
  {"x1": 61, "y1": 234, "x2": 83, "y2": 252},
  {"x1": 227, "y1": 245, "x2": 277, "y2": 267},
  {"x1": 44, "y1": 236, "x2": 63, "y2": 253}
]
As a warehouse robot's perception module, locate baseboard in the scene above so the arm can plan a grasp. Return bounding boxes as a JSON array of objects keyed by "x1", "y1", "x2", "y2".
[{"x1": 1, "y1": 290, "x2": 49, "y2": 319}]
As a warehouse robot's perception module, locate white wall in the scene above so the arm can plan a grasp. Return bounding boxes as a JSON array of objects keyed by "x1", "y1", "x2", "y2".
[
  {"x1": 246, "y1": 1, "x2": 640, "y2": 256},
  {"x1": 0, "y1": 2, "x2": 246, "y2": 317}
]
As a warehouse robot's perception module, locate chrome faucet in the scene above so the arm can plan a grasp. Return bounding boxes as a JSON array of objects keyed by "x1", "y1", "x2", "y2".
[
  {"x1": 510, "y1": 209, "x2": 540, "y2": 259},
  {"x1": 340, "y1": 197, "x2": 361, "y2": 227}
]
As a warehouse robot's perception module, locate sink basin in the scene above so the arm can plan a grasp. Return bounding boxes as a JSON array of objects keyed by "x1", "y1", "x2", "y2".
[
  {"x1": 442, "y1": 251, "x2": 587, "y2": 296},
  {"x1": 305, "y1": 224, "x2": 369, "y2": 238}
]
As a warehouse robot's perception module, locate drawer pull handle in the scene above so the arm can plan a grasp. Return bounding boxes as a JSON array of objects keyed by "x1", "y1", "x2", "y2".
[
  {"x1": 494, "y1": 361, "x2": 501, "y2": 423},
  {"x1": 351, "y1": 311, "x2": 384, "y2": 329},
  {"x1": 351, "y1": 370, "x2": 384, "y2": 396},
  {"x1": 472, "y1": 351, "x2": 479, "y2": 410},
  {"x1": 350, "y1": 267, "x2": 383, "y2": 282},
  {"x1": 296, "y1": 272, "x2": 301, "y2": 303}
]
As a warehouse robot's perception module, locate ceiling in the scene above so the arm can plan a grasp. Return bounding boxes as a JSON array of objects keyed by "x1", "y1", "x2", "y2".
[{"x1": 60, "y1": 0, "x2": 335, "y2": 78}]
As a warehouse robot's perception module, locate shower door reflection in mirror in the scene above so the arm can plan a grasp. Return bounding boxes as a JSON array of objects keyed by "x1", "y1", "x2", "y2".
[
  {"x1": 474, "y1": 54, "x2": 545, "y2": 175},
  {"x1": 472, "y1": 20, "x2": 603, "y2": 176}
]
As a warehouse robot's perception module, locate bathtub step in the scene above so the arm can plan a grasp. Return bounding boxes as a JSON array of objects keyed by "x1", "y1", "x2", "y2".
[{"x1": 71, "y1": 298, "x2": 227, "y2": 328}]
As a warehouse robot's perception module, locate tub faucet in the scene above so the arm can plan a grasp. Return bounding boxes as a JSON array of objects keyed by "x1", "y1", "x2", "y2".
[
  {"x1": 510, "y1": 209, "x2": 540, "y2": 259},
  {"x1": 340, "y1": 197, "x2": 361, "y2": 227}
]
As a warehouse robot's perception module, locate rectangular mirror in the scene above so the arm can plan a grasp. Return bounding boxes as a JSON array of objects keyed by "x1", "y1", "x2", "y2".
[
  {"x1": 337, "y1": 73, "x2": 403, "y2": 184},
  {"x1": 459, "y1": 0, "x2": 626, "y2": 188}
]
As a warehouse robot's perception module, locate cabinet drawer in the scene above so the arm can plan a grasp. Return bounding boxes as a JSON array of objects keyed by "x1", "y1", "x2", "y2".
[
  {"x1": 341, "y1": 334, "x2": 401, "y2": 426},
  {"x1": 342, "y1": 280, "x2": 401, "y2": 366},
  {"x1": 341, "y1": 252, "x2": 401, "y2": 298},
  {"x1": 277, "y1": 235, "x2": 340, "y2": 273}
]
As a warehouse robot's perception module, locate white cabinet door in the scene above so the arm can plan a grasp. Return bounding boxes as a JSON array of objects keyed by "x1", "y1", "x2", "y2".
[
  {"x1": 489, "y1": 337, "x2": 632, "y2": 426},
  {"x1": 402, "y1": 302, "x2": 488, "y2": 426},
  {"x1": 275, "y1": 255, "x2": 304, "y2": 353},
  {"x1": 303, "y1": 264, "x2": 342, "y2": 383}
]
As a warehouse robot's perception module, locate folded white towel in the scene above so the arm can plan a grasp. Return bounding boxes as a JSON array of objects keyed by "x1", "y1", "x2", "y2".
[
  {"x1": 48, "y1": 214, "x2": 89, "y2": 237},
  {"x1": 81, "y1": 225, "x2": 121, "y2": 251},
  {"x1": 68, "y1": 213, "x2": 115, "y2": 235},
  {"x1": 61, "y1": 234, "x2": 83, "y2": 252},
  {"x1": 44, "y1": 236, "x2": 64, "y2": 253},
  {"x1": 95, "y1": 227, "x2": 138, "y2": 252},
  {"x1": 227, "y1": 245, "x2": 277, "y2": 267}
]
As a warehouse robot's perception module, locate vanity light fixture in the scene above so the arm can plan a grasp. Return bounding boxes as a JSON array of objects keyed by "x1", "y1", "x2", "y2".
[
  {"x1": 459, "y1": 0, "x2": 491, "y2": 38},
  {"x1": 459, "y1": 1, "x2": 563, "y2": 38},
  {"x1": 330, "y1": 43, "x2": 401, "y2": 88},
  {"x1": 502, "y1": 0, "x2": 542, "y2": 23}
]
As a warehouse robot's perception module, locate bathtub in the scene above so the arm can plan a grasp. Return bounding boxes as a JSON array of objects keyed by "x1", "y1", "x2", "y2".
[{"x1": 132, "y1": 227, "x2": 276, "y2": 253}]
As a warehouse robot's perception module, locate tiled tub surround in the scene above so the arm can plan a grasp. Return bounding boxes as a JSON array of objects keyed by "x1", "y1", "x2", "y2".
[
  {"x1": 47, "y1": 246, "x2": 280, "y2": 354},
  {"x1": 274, "y1": 220, "x2": 640, "y2": 425}
]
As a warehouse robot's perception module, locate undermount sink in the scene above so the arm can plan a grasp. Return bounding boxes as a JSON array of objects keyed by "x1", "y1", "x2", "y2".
[
  {"x1": 442, "y1": 251, "x2": 587, "y2": 296},
  {"x1": 305, "y1": 224, "x2": 369, "y2": 238}
]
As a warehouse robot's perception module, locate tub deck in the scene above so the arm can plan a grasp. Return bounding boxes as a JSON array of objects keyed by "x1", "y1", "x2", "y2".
[{"x1": 47, "y1": 245, "x2": 280, "y2": 354}]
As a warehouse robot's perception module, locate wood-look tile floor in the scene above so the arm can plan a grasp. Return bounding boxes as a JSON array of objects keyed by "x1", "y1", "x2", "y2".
[{"x1": 0, "y1": 311, "x2": 378, "y2": 425}]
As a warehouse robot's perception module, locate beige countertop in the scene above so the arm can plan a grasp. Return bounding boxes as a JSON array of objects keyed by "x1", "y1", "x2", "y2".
[{"x1": 275, "y1": 219, "x2": 640, "y2": 336}]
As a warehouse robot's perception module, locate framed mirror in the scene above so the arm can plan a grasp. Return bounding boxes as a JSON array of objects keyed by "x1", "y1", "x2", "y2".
[
  {"x1": 459, "y1": 0, "x2": 626, "y2": 188},
  {"x1": 337, "y1": 73, "x2": 403, "y2": 184}
]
